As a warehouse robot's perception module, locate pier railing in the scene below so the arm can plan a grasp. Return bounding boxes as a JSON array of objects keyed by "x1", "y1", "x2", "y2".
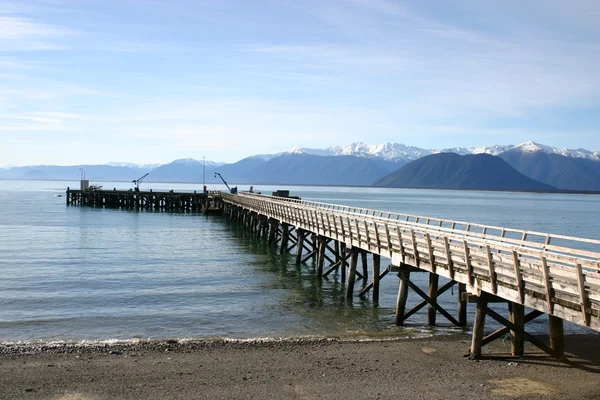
[{"x1": 222, "y1": 192, "x2": 600, "y2": 331}]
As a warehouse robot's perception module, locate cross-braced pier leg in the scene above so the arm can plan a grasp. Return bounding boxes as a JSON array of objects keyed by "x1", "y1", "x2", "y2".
[
  {"x1": 358, "y1": 253, "x2": 389, "y2": 302},
  {"x1": 466, "y1": 293, "x2": 565, "y2": 360},
  {"x1": 391, "y1": 264, "x2": 462, "y2": 327}
]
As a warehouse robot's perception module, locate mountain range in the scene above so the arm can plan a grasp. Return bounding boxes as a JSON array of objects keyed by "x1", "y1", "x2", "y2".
[
  {"x1": 291, "y1": 141, "x2": 600, "y2": 163},
  {"x1": 1, "y1": 141, "x2": 599, "y2": 192}
]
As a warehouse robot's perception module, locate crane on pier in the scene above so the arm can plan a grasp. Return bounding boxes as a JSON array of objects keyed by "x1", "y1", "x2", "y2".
[
  {"x1": 214, "y1": 172, "x2": 237, "y2": 194},
  {"x1": 132, "y1": 173, "x2": 149, "y2": 192}
]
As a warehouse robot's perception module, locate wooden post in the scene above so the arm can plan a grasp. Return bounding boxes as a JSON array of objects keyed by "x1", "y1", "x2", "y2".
[
  {"x1": 296, "y1": 230, "x2": 305, "y2": 265},
  {"x1": 508, "y1": 302, "x2": 525, "y2": 356},
  {"x1": 372, "y1": 253, "x2": 381, "y2": 303},
  {"x1": 317, "y1": 237, "x2": 326, "y2": 278},
  {"x1": 428, "y1": 273, "x2": 439, "y2": 326},
  {"x1": 395, "y1": 267, "x2": 411, "y2": 326},
  {"x1": 268, "y1": 220, "x2": 277, "y2": 244},
  {"x1": 470, "y1": 296, "x2": 488, "y2": 359},
  {"x1": 311, "y1": 233, "x2": 318, "y2": 262},
  {"x1": 458, "y1": 283, "x2": 467, "y2": 326},
  {"x1": 280, "y1": 224, "x2": 290, "y2": 254},
  {"x1": 361, "y1": 251, "x2": 368, "y2": 280},
  {"x1": 548, "y1": 315, "x2": 564, "y2": 358},
  {"x1": 341, "y1": 243, "x2": 347, "y2": 283},
  {"x1": 346, "y1": 248, "x2": 358, "y2": 299}
]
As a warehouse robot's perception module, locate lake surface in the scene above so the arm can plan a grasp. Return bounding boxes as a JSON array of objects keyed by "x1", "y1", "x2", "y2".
[{"x1": 1, "y1": 180, "x2": 599, "y2": 343}]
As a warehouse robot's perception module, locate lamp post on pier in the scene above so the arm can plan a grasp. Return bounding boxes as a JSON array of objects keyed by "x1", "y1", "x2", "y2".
[{"x1": 203, "y1": 156, "x2": 206, "y2": 193}]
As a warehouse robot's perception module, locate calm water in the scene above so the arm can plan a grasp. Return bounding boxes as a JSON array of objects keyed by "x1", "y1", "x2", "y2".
[{"x1": 1, "y1": 180, "x2": 599, "y2": 343}]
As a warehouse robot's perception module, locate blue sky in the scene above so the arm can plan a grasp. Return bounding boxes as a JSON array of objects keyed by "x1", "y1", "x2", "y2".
[{"x1": 1, "y1": 0, "x2": 599, "y2": 166}]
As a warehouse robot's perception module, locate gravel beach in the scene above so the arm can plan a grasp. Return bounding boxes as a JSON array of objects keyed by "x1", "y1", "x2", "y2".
[{"x1": 1, "y1": 334, "x2": 599, "y2": 400}]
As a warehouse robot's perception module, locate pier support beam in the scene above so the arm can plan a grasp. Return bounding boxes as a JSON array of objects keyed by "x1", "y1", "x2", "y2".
[
  {"x1": 268, "y1": 219, "x2": 278, "y2": 244},
  {"x1": 346, "y1": 248, "x2": 359, "y2": 299},
  {"x1": 296, "y1": 229, "x2": 306, "y2": 265},
  {"x1": 317, "y1": 236, "x2": 326, "y2": 278},
  {"x1": 470, "y1": 295, "x2": 488, "y2": 359},
  {"x1": 428, "y1": 273, "x2": 439, "y2": 326},
  {"x1": 509, "y1": 302, "x2": 525, "y2": 356},
  {"x1": 280, "y1": 224, "x2": 290, "y2": 254},
  {"x1": 549, "y1": 315, "x2": 565, "y2": 358},
  {"x1": 361, "y1": 251, "x2": 368, "y2": 281},
  {"x1": 458, "y1": 283, "x2": 468, "y2": 327},
  {"x1": 340, "y1": 243, "x2": 347, "y2": 283},
  {"x1": 372, "y1": 254, "x2": 381, "y2": 303},
  {"x1": 395, "y1": 267, "x2": 411, "y2": 326}
]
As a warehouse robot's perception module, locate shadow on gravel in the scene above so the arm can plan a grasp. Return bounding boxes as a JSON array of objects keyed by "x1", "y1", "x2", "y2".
[{"x1": 473, "y1": 334, "x2": 600, "y2": 373}]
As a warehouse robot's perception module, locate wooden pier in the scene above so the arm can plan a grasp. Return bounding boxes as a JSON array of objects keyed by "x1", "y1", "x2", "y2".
[
  {"x1": 66, "y1": 188, "x2": 220, "y2": 213},
  {"x1": 219, "y1": 192, "x2": 600, "y2": 360},
  {"x1": 68, "y1": 188, "x2": 600, "y2": 359}
]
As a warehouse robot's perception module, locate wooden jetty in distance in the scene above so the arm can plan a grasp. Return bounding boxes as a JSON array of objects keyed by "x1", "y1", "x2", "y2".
[
  {"x1": 67, "y1": 187, "x2": 600, "y2": 359},
  {"x1": 66, "y1": 187, "x2": 221, "y2": 213}
]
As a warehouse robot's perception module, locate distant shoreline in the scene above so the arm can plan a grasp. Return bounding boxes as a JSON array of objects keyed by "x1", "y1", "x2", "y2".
[{"x1": 2, "y1": 177, "x2": 600, "y2": 195}]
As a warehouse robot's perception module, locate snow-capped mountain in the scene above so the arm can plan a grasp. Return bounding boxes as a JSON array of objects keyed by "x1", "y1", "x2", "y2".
[
  {"x1": 289, "y1": 147, "x2": 335, "y2": 157},
  {"x1": 286, "y1": 141, "x2": 600, "y2": 162},
  {"x1": 435, "y1": 145, "x2": 514, "y2": 156},
  {"x1": 505, "y1": 141, "x2": 600, "y2": 161},
  {"x1": 289, "y1": 142, "x2": 432, "y2": 162},
  {"x1": 170, "y1": 158, "x2": 225, "y2": 167},
  {"x1": 250, "y1": 153, "x2": 284, "y2": 161},
  {"x1": 107, "y1": 161, "x2": 162, "y2": 169}
]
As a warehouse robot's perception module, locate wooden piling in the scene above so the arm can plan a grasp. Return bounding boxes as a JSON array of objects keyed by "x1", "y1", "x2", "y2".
[
  {"x1": 346, "y1": 248, "x2": 358, "y2": 299},
  {"x1": 361, "y1": 251, "x2": 368, "y2": 280},
  {"x1": 340, "y1": 242, "x2": 347, "y2": 283},
  {"x1": 428, "y1": 273, "x2": 439, "y2": 326},
  {"x1": 311, "y1": 233, "x2": 318, "y2": 262},
  {"x1": 508, "y1": 302, "x2": 525, "y2": 356},
  {"x1": 395, "y1": 267, "x2": 411, "y2": 326},
  {"x1": 458, "y1": 283, "x2": 467, "y2": 326},
  {"x1": 372, "y1": 253, "x2": 381, "y2": 303},
  {"x1": 268, "y1": 220, "x2": 278, "y2": 244},
  {"x1": 280, "y1": 224, "x2": 290, "y2": 254},
  {"x1": 317, "y1": 236, "x2": 326, "y2": 278},
  {"x1": 548, "y1": 314, "x2": 565, "y2": 358},
  {"x1": 296, "y1": 229, "x2": 305, "y2": 265},
  {"x1": 470, "y1": 296, "x2": 488, "y2": 359}
]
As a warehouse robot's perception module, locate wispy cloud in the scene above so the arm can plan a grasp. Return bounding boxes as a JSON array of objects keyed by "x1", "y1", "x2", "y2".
[{"x1": 0, "y1": 15, "x2": 73, "y2": 50}]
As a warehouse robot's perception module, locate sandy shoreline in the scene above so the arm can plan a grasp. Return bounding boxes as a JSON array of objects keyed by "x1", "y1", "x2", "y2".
[{"x1": 1, "y1": 334, "x2": 599, "y2": 400}]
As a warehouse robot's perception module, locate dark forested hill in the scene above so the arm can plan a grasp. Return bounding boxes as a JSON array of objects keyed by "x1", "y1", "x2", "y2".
[{"x1": 374, "y1": 153, "x2": 556, "y2": 190}]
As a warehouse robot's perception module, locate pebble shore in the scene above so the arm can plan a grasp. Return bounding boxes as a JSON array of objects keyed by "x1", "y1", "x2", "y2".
[{"x1": 1, "y1": 334, "x2": 599, "y2": 400}]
